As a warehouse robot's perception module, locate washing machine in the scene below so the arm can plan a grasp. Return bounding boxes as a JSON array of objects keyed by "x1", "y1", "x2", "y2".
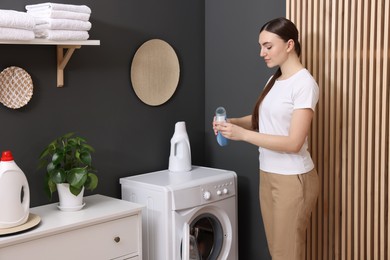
[{"x1": 120, "y1": 166, "x2": 238, "y2": 260}]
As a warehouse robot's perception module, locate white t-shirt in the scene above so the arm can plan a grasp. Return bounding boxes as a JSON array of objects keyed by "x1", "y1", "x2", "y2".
[{"x1": 258, "y1": 68, "x2": 319, "y2": 175}]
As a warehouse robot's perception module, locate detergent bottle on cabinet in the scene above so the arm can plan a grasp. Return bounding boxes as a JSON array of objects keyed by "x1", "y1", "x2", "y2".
[{"x1": 0, "y1": 150, "x2": 30, "y2": 229}]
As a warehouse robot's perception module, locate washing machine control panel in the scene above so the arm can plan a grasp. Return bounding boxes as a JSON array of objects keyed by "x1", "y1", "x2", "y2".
[{"x1": 201, "y1": 178, "x2": 235, "y2": 202}]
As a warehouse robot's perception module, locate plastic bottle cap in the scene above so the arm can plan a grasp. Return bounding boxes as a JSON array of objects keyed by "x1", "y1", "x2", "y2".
[{"x1": 1, "y1": 151, "x2": 14, "y2": 161}]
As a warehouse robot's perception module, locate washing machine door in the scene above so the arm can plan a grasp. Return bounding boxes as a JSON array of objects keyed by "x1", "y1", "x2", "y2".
[{"x1": 181, "y1": 213, "x2": 224, "y2": 260}]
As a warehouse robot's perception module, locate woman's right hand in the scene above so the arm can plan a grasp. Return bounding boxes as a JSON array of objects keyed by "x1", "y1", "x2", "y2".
[{"x1": 212, "y1": 116, "x2": 219, "y2": 136}]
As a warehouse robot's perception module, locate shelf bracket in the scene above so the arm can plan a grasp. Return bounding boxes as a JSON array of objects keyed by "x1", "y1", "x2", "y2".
[{"x1": 57, "y1": 45, "x2": 81, "y2": 87}]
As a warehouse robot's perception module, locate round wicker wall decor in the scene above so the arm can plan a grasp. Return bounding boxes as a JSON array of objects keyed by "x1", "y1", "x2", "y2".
[
  {"x1": 131, "y1": 39, "x2": 180, "y2": 106},
  {"x1": 0, "y1": 66, "x2": 33, "y2": 109}
]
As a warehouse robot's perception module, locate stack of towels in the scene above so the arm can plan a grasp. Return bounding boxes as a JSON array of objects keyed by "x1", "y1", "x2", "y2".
[
  {"x1": 0, "y1": 10, "x2": 36, "y2": 40},
  {"x1": 26, "y1": 2, "x2": 92, "y2": 41}
]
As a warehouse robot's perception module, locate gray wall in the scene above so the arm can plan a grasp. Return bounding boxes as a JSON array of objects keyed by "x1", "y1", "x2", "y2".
[{"x1": 205, "y1": 1, "x2": 285, "y2": 259}]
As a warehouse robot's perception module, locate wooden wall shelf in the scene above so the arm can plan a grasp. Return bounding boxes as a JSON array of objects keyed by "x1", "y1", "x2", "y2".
[{"x1": 0, "y1": 39, "x2": 100, "y2": 87}]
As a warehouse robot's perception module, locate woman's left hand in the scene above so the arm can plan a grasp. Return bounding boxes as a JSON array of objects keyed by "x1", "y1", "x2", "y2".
[{"x1": 215, "y1": 122, "x2": 246, "y2": 141}]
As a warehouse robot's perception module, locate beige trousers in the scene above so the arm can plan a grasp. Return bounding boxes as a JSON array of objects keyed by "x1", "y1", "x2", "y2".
[{"x1": 259, "y1": 169, "x2": 319, "y2": 260}]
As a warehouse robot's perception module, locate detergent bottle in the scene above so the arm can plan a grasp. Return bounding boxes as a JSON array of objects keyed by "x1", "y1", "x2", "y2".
[
  {"x1": 168, "y1": 121, "x2": 192, "y2": 172},
  {"x1": 0, "y1": 151, "x2": 30, "y2": 229},
  {"x1": 215, "y1": 106, "x2": 229, "y2": 146}
]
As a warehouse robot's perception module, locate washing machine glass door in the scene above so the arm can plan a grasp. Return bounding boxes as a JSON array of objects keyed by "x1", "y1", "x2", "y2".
[{"x1": 181, "y1": 213, "x2": 223, "y2": 260}]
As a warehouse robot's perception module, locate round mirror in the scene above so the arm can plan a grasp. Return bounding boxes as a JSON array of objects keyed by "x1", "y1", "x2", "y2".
[{"x1": 130, "y1": 39, "x2": 180, "y2": 106}]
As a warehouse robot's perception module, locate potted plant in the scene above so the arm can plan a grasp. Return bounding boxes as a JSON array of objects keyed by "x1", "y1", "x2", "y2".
[{"x1": 38, "y1": 132, "x2": 98, "y2": 210}]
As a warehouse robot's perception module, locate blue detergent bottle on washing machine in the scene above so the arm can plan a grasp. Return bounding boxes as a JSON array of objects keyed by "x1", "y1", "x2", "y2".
[{"x1": 215, "y1": 106, "x2": 228, "y2": 146}]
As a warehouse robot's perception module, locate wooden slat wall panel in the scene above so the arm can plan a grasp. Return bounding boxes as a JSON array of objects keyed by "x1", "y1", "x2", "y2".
[
  {"x1": 384, "y1": 1, "x2": 390, "y2": 259},
  {"x1": 286, "y1": 0, "x2": 390, "y2": 259}
]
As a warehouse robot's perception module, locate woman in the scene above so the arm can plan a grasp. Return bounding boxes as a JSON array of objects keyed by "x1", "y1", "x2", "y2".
[{"x1": 213, "y1": 17, "x2": 319, "y2": 260}]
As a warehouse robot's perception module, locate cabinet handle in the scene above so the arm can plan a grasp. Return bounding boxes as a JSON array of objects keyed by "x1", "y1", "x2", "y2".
[{"x1": 114, "y1": 236, "x2": 121, "y2": 243}]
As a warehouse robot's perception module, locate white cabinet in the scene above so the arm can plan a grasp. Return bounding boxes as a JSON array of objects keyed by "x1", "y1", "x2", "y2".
[{"x1": 0, "y1": 194, "x2": 143, "y2": 260}]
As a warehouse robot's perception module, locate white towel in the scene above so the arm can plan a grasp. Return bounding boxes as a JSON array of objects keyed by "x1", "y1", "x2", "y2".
[
  {"x1": 34, "y1": 29, "x2": 89, "y2": 40},
  {"x1": 27, "y1": 9, "x2": 90, "y2": 21},
  {"x1": 0, "y1": 9, "x2": 35, "y2": 30},
  {"x1": 35, "y1": 18, "x2": 91, "y2": 31},
  {"x1": 0, "y1": 27, "x2": 35, "y2": 40},
  {"x1": 26, "y1": 3, "x2": 91, "y2": 14},
  {"x1": 33, "y1": 17, "x2": 49, "y2": 26}
]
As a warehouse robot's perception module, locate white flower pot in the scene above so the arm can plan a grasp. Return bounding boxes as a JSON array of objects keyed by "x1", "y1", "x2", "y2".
[{"x1": 56, "y1": 183, "x2": 85, "y2": 211}]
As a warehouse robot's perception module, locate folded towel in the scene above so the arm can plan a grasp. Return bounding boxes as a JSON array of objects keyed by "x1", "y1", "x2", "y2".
[
  {"x1": 0, "y1": 9, "x2": 35, "y2": 30},
  {"x1": 34, "y1": 29, "x2": 89, "y2": 40},
  {"x1": 33, "y1": 17, "x2": 49, "y2": 26},
  {"x1": 35, "y1": 18, "x2": 91, "y2": 31},
  {"x1": 0, "y1": 27, "x2": 35, "y2": 40},
  {"x1": 26, "y1": 3, "x2": 91, "y2": 14},
  {"x1": 27, "y1": 9, "x2": 90, "y2": 21}
]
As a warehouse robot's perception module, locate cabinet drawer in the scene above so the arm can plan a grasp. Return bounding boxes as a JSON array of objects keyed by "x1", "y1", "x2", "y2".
[{"x1": 0, "y1": 215, "x2": 140, "y2": 259}]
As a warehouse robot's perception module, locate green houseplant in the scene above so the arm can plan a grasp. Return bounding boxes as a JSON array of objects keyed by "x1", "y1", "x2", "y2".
[{"x1": 39, "y1": 132, "x2": 98, "y2": 201}]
